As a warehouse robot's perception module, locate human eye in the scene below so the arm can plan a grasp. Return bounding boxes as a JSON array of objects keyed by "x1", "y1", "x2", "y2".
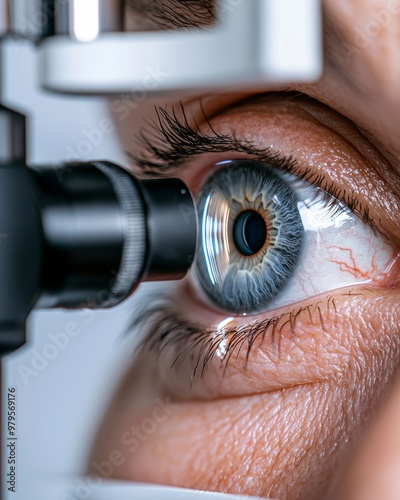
[
  {"x1": 192, "y1": 158, "x2": 394, "y2": 315},
  {"x1": 129, "y1": 93, "x2": 399, "y2": 395}
]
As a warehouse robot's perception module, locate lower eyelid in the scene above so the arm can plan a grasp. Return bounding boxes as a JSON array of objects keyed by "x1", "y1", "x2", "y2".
[
  {"x1": 135, "y1": 283, "x2": 400, "y2": 401},
  {"x1": 373, "y1": 252, "x2": 400, "y2": 287}
]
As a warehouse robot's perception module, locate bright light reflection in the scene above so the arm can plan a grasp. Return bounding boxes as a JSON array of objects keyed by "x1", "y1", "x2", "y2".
[
  {"x1": 201, "y1": 192, "x2": 231, "y2": 286},
  {"x1": 214, "y1": 317, "x2": 234, "y2": 359},
  {"x1": 299, "y1": 199, "x2": 352, "y2": 231},
  {"x1": 71, "y1": 0, "x2": 100, "y2": 42}
]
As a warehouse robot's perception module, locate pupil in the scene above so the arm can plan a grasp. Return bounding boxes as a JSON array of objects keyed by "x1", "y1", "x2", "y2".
[{"x1": 233, "y1": 210, "x2": 267, "y2": 256}]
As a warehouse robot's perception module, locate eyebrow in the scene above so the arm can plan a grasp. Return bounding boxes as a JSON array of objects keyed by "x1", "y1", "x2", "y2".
[{"x1": 125, "y1": 0, "x2": 215, "y2": 29}]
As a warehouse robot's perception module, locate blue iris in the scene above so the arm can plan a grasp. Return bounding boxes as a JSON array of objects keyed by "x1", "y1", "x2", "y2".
[{"x1": 195, "y1": 160, "x2": 304, "y2": 314}]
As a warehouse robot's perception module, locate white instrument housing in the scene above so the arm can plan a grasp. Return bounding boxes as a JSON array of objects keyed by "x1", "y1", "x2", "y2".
[{"x1": 39, "y1": 0, "x2": 322, "y2": 95}]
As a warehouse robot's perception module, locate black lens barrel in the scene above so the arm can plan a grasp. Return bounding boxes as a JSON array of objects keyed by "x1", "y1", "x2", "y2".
[
  {"x1": 34, "y1": 161, "x2": 197, "y2": 309},
  {"x1": 0, "y1": 160, "x2": 197, "y2": 354}
]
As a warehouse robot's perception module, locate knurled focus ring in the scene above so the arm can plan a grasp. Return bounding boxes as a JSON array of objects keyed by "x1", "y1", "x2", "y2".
[{"x1": 93, "y1": 161, "x2": 146, "y2": 307}]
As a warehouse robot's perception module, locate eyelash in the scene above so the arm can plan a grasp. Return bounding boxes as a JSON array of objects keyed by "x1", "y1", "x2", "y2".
[
  {"x1": 127, "y1": 100, "x2": 375, "y2": 376},
  {"x1": 131, "y1": 290, "x2": 366, "y2": 382}
]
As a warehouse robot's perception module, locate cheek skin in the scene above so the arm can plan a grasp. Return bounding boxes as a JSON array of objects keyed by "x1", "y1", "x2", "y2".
[
  {"x1": 88, "y1": 290, "x2": 400, "y2": 500},
  {"x1": 115, "y1": 386, "x2": 348, "y2": 497},
  {"x1": 325, "y1": 375, "x2": 400, "y2": 500}
]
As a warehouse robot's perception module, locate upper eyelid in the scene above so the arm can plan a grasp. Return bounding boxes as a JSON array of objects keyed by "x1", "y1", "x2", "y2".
[{"x1": 129, "y1": 101, "x2": 378, "y2": 233}]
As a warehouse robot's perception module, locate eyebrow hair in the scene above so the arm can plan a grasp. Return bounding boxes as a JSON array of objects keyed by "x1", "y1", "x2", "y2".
[{"x1": 125, "y1": 0, "x2": 215, "y2": 29}]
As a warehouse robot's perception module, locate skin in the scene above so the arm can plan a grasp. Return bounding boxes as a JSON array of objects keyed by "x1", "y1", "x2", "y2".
[{"x1": 89, "y1": 1, "x2": 400, "y2": 498}]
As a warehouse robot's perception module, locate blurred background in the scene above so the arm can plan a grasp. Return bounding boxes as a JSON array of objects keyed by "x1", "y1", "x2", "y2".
[{"x1": 1, "y1": 37, "x2": 143, "y2": 500}]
